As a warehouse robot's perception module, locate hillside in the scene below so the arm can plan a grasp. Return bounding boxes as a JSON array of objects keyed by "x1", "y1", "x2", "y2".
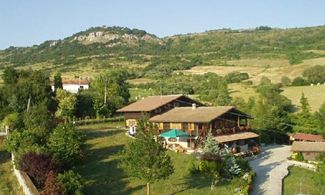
[{"x1": 1, "y1": 25, "x2": 325, "y2": 81}]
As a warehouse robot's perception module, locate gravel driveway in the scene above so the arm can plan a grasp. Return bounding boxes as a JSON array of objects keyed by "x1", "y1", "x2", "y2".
[{"x1": 249, "y1": 145, "x2": 291, "y2": 195}]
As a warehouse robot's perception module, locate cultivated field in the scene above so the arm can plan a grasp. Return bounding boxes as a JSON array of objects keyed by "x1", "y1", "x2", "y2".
[
  {"x1": 229, "y1": 83, "x2": 325, "y2": 112},
  {"x1": 183, "y1": 57, "x2": 325, "y2": 84}
]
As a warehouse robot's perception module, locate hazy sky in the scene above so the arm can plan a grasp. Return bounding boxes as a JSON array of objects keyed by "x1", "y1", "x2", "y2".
[{"x1": 1, "y1": 0, "x2": 325, "y2": 49}]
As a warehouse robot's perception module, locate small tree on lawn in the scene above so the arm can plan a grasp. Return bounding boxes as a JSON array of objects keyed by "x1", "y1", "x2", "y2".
[
  {"x1": 48, "y1": 124, "x2": 83, "y2": 168},
  {"x1": 120, "y1": 117, "x2": 174, "y2": 195}
]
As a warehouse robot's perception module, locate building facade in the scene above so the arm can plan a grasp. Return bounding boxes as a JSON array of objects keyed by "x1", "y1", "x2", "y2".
[{"x1": 51, "y1": 79, "x2": 89, "y2": 93}]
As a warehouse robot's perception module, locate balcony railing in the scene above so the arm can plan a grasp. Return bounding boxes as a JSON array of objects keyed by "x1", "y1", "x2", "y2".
[{"x1": 213, "y1": 125, "x2": 251, "y2": 136}]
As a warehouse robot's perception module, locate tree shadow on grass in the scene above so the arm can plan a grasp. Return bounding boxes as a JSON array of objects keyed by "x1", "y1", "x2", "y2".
[
  {"x1": 171, "y1": 173, "x2": 238, "y2": 195},
  {"x1": 76, "y1": 144, "x2": 144, "y2": 194},
  {"x1": 0, "y1": 150, "x2": 11, "y2": 165},
  {"x1": 82, "y1": 129, "x2": 123, "y2": 142}
]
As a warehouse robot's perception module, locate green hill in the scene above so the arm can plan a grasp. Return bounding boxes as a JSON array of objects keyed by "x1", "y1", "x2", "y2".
[{"x1": 1, "y1": 25, "x2": 325, "y2": 81}]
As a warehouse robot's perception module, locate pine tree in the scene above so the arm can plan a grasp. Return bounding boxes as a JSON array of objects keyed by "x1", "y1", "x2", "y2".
[
  {"x1": 201, "y1": 132, "x2": 221, "y2": 155},
  {"x1": 54, "y1": 72, "x2": 63, "y2": 93},
  {"x1": 292, "y1": 93, "x2": 318, "y2": 133},
  {"x1": 300, "y1": 93, "x2": 311, "y2": 117},
  {"x1": 226, "y1": 156, "x2": 242, "y2": 176},
  {"x1": 316, "y1": 102, "x2": 325, "y2": 136}
]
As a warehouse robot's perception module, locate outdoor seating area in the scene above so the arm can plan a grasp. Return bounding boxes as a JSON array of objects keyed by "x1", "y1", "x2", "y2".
[{"x1": 159, "y1": 129, "x2": 195, "y2": 152}]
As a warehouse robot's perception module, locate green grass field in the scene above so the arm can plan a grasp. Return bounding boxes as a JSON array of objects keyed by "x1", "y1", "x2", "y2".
[
  {"x1": 282, "y1": 85, "x2": 325, "y2": 112},
  {"x1": 283, "y1": 166, "x2": 322, "y2": 195},
  {"x1": 76, "y1": 122, "x2": 247, "y2": 195},
  {"x1": 229, "y1": 83, "x2": 325, "y2": 112},
  {"x1": 0, "y1": 137, "x2": 23, "y2": 195}
]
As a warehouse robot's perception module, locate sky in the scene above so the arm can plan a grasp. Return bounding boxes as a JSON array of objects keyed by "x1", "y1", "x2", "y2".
[{"x1": 0, "y1": 0, "x2": 325, "y2": 49}]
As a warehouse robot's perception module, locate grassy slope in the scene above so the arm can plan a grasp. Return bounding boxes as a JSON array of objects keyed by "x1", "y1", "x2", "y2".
[
  {"x1": 76, "y1": 122, "x2": 245, "y2": 195},
  {"x1": 183, "y1": 56, "x2": 325, "y2": 84},
  {"x1": 283, "y1": 166, "x2": 322, "y2": 195},
  {"x1": 282, "y1": 85, "x2": 325, "y2": 112},
  {"x1": 0, "y1": 137, "x2": 23, "y2": 194}
]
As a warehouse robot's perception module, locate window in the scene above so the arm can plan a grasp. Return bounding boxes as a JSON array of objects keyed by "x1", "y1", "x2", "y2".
[
  {"x1": 173, "y1": 102, "x2": 180, "y2": 107},
  {"x1": 183, "y1": 123, "x2": 189, "y2": 131},
  {"x1": 163, "y1": 123, "x2": 170, "y2": 130}
]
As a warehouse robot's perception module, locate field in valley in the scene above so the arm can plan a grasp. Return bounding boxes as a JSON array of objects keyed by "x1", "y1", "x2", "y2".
[
  {"x1": 183, "y1": 57, "x2": 325, "y2": 84},
  {"x1": 282, "y1": 85, "x2": 325, "y2": 112},
  {"x1": 229, "y1": 83, "x2": 325, "y2": 112}
]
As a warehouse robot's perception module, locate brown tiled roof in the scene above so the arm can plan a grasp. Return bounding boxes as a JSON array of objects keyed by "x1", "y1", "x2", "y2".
[
  {"x1": 291, "y1": 141, "x2": 325, "y2": 152},
  {"x1": 289, "y1": 133, "x2": 324, "y2": 142},
  {"x1": 149, "y1": 106, "x2": 250, "y2": 123},
  {"x1": 117, "y1": 95, "x2": 186, "y2": 112},
  {"x1": 215, "y1": 132, "x2": 259, "y2": 143}
]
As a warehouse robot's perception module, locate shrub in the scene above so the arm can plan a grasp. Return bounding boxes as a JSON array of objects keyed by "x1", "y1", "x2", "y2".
[
  {"x1": 5, "y1": 130, "x2": 48, "y2": 157},
  {"x1": 291, "y1": 77, "x2": 309, "y2": 86},
  {"x1": 198, "y1": 160, "x2": 218, "y2": 174},
  {"x1": 295, "y1": 152, "x2": 304, "y2": 161},
  {"x1": 303, "y1": 65, "x2": 325, "y2": 84},
  {"x1": 281, "y1": 76, "x2": 291, "y2": 86},
  {"x1": 43, "y1": 171, "x2": 64, "y2": 195},
  {"x1": 225, "y1": 71, "x2": 249, "y2": 83},
  {"x1": 187, "y1": 158, "x2": 200, "y2": 174},
  {"x1": 58, "y1": 170, "x2": 84, "y2": 195},
  {"x1": 19, "y1": 152, "x2": 59, "y2": 189},
  {"x1": 236, "y1": 158, "x2": 251, "y2": 172},
  {"x1": 48, "y1": 124, "x2": 83, "y2": 168}
]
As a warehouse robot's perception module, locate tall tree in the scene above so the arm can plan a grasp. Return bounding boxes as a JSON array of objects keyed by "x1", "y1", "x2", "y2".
[
  {"x1": 197, "y1": 73, "x2": 231, "y2": 106},
  {"x1": 120, "y1": 117, "x2": 174, "y2": 195},
  {"x1": 90, "y1": 70, "x2": 130, "y2": 117},
  {"x1": 291, "y1": 93, "x2": 318, "y2": 133},
  {"x1": 300, "y1": 93, "x2": 311, "y2": 116},
  {"x1": 55, "y1": 89, "x2": 76, "y2": 122},
  {"x1": 54, "y1": 73, "x2": 63, "y2": 93},
  {"x1": 252, "y1": 83, "x2": 293, "y2": 143},
  {"x1": 315, "y1": 102, "x2": 325, "y2": 136},
  {"x1": 2, "y1": 67, "x2": 18, "y2": 85}
]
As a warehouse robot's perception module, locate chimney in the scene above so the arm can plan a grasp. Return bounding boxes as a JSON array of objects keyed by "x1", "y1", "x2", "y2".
[{"x1": 192, "y1": 103, "x2": 197, "y2": 110}]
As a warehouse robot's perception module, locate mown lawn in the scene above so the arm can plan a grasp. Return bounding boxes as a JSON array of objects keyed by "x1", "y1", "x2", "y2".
[
  {"x1": 283, "y1": 166, "x2": 322, "y2": 195},
  {"x1": 0, "y1": 137, "x2": 23, "y2": 195},
  {"x1": 76, "y1": 122, "x2": 246, "y2": 195}
]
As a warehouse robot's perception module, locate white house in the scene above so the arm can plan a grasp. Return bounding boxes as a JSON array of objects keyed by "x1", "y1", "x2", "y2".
[{"x1": 51, "y1": 79, "x2": 90, "y2": 93}]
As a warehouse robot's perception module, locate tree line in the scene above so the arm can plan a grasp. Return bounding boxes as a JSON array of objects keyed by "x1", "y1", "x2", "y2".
[{"x1": 0, "y1": 67, "x2": 130, "y2": 194}]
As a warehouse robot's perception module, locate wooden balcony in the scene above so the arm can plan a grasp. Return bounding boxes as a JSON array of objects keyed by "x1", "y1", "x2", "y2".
[{"x1": 213, "y1": 125, "x2": 251, "y2": 136}]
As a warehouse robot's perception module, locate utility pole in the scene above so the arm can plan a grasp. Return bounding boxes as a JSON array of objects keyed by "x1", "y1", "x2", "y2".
[
  {"x1": 104, "y1": 77, "x2": 107, "y2": 105},
  {"x1": 26, "y1": 94, "x2": 31, "y2": 113}
]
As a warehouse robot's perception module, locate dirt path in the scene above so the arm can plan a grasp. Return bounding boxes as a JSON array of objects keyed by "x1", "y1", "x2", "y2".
[{"x1": 249, "y1": 145, "x2": 291, "y2": 195}]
